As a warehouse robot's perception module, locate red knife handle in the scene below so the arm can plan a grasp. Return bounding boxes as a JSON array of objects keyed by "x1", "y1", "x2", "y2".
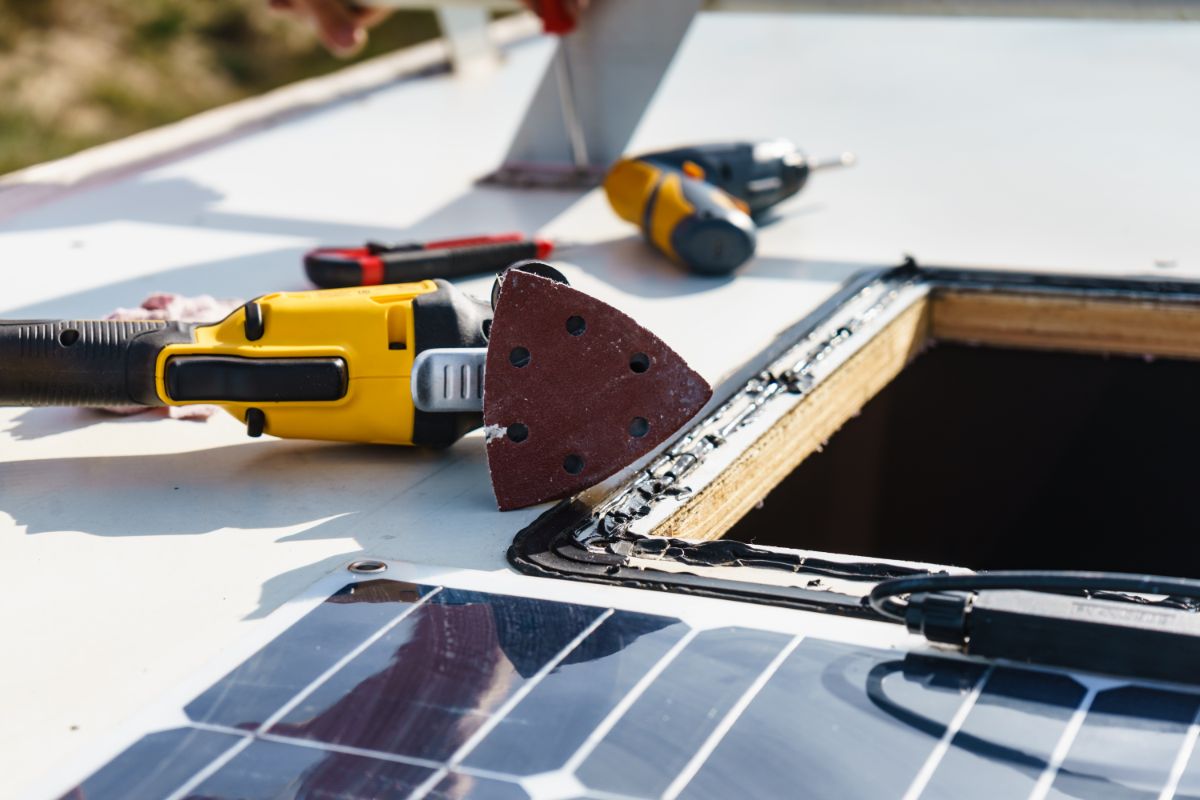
[
  {"x1": 305, "y1": 235, "x2": 555, "y2": 288},
  {"x1": 536, "y1": 0, "x2": 576, "y2": 35}
]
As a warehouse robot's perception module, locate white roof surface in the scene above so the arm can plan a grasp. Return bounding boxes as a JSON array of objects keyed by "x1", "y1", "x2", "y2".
[{"x1": 2, "y1": 11, "x2": 1198, "y2": 797}]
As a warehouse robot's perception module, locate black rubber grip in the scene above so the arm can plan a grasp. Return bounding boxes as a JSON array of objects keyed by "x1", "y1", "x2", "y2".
[
  {"x1": 0, "y1": 319, "x2": 194, "y2": 407},
  {"x1": 305, "y1": 240, "x2": 541, "y2": 288},
  {"x1": 410, "y1": 280, "x2": 493, "y2": 448},
  {"x1": 165, "y1": 356, "x2": 348, "y2": 402},
  {"x1": 385, "y1": 240, "x2": 541, "y2": 282}
]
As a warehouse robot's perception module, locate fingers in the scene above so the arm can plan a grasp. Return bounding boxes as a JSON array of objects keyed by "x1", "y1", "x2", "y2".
[
  {"x1": 521, "y1": 0, "x2": 591, "y2": 27},
  {"x1": 564, "y1": 0, "x2": 591, "y2": 19},
  {"x1": 352, "y1": 6, "x2": 393, "y2": 31},
  {"x1": 271, "y1": 0, "x2": 380, "y2": 57},
  {"x1": 303, "y1": 0, "x2": 365, "y2": 55}
]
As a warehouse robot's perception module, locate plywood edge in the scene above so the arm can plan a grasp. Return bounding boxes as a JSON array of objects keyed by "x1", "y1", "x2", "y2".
[
  {"x1": 931, "y1": 290, "x2": 1200, "y2": 360},
  {"x1": 654, "y1": 298, "x2": 931, "y2": 543}
]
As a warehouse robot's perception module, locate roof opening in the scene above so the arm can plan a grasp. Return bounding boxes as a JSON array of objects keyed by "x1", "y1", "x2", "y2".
[
  {"x1": 509, "y1": 267, "x2": 1200, "y2": 613},
  {"x1": 724, "y1": 341, "x2": 1200, "y2": 578}
]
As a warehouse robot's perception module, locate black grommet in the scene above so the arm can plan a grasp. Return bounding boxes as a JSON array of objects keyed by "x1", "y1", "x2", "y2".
[
  {"x1": 245, "y1": 407, "x2": 266, "y2": 437},
  {"x1": 244, "y1": 302, "x2": 265, "y2": 341}
]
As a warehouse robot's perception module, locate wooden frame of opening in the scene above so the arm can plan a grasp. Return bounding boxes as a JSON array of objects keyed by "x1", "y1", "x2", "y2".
[
  {"x1": 507, "y1": 266, "x2": 1200, "y2": 613},
  {"x1": 654, "y1": 272, "x2": 1200, "y2": 544}
]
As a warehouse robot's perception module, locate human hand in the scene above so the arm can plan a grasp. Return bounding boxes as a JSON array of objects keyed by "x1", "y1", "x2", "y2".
[
  {"x1": 268, "y1": 0, "x2": 393, "y2": 57},
  {"x1": 522, "y1": 0, "x2": 590, "y2": 31}
]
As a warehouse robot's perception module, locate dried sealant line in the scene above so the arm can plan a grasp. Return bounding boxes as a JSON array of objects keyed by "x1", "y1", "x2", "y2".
[{"x1": 573, "y1": 274, "x2": 922, "y2": 576}]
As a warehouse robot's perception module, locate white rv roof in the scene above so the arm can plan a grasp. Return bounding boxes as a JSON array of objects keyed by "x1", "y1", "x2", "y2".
[{"x1": 1, "y1": 11, "x2": 1198, "y2": 797}]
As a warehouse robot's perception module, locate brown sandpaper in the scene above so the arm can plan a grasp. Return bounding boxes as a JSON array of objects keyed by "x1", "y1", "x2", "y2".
[{"x1": 484, "y1": 269, "x2": 712, "y2": 511}]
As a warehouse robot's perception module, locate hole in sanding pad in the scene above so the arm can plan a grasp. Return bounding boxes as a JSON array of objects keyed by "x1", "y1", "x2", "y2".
[
  {"x1": 507, "y1": 423, "x2": 529, "y2": 443},
  {"x1": 563, "y1": 454, "x2": 585, "y2": 475},
  {"x1": 566, "y1": 315, "x2": 586, "y2": 336},
  {"x1": 630, "y1": 353, "x2": 650, "y2": 373},
  {"x1": 629, "y1": 417, "x2": 650, "y2": 438},
  {"x1": 509, "y1": 347, "x2": 531, "y2": 368},
  {"x1": 58, "y1": 329, "x2": 79, "y2": 347}
]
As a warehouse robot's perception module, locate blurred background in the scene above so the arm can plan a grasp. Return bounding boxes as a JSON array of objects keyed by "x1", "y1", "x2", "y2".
[{"x1": 0, "y1": 1, "x2": 439, "y2": 175}]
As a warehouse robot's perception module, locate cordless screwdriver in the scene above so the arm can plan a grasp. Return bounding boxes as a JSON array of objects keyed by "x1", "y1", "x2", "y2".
[{"x1": 603, "y1": 140, "x2": 854, "y2": 275}]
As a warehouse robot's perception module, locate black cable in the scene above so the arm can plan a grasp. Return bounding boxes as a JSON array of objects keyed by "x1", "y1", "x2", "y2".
[{"x1": 868, "y1": 570, "x2": 1200, "y2": 622}]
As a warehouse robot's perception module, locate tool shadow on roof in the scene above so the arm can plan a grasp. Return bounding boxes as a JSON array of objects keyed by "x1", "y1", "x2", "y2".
[
  {"x1": 2, "y1": 179, "x2": 586, "y2": 316},
  {"x1": 2, "y1": 436, "x2": 489, "y2": 537}
]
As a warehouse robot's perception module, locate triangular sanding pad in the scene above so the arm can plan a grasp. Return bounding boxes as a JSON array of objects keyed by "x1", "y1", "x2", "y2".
[{"x1": 484, "y1": 268, "x2": 712, "y2": 511}]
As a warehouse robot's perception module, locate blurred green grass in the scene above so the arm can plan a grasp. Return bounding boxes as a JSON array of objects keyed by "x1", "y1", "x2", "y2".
[{"x1": 0, "y1": 1, "x2": 439, "y2": 175}]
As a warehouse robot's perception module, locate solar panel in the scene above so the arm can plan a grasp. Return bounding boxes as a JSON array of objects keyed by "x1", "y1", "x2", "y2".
[{"x1": 60, "y1": 574, "x2": 1200, "y2": 799}]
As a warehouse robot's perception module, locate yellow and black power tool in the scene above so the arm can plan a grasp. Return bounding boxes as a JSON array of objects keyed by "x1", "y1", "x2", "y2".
[
  {"x1": 0, "y1": 280, "x2": 491, "y2": 448},
  {"x1": 603, "y1": 140, "x2": 854, "y2": 275},
  {"x1": 0, "y1": 267, "x2": 712, "y2": 510}
]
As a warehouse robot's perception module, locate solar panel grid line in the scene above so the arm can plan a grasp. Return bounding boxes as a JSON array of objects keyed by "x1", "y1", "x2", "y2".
[
  {"x1": 259, "y1": 584, "x2": 443, "y2": 733},
  {"x1": 162, "y1": 584, "x2": 444, "y2": 800},
  {"x1": 659, "y1": 635, "x2": 805, "y2": 800},
  {"x1": 1026, "y1": 685, "x2": 1100, "y2": 800},
  {"x1": 561, "y1": 627, "x2": 702, "y2": 775},
  {"x1": 187, "y1": 721, "x2": 258, "y2": 737},
  {"x1": 584, "y1": 788, "x2": 654, "y2": 800},
  {"x1": 406, "y1": 608, "x2": 618, "y2": 800},
  {"x1": 1159, "y1": 705, "x2": 1200, "y2": 800},
  {"x1": 900, "y1": 664, "x2": 996, "y2": 800},
  {"x1": 256, "y1": 730, "x2": 450, "y2": 771},
  {"x1": 161, "y1": 734, "x2": 253, "y2": 800},
  {"x1": 183, "y1": 723, "x2": 453, "y2": 774},
  {"x1": 72, "y1": 575, "x2": 1200, "y2": 800}
]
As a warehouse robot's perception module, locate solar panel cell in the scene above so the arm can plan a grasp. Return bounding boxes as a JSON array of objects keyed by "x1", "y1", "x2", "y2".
[
  {"x1": 427, "y1": 773, "x2": 531, "y2": 799},
  {"x1": 677, "y1": 642, "x2": 983, "y2": 799},
  {"x1": 267, "y1": 588, "x2": 604, "y2": 761},
  {"x1": 918, "y1": 666, "x2": 1086, "y2": 799},
  {"x1": 1047, "y1": 686, "x2": 1200, "y2": 799},
  {"x1": 186, "y1": 739, "x2": 435, "y2": 799},
  {"x1": 575, "y1": 626, "x2": 792, "y2": 798},
  {"x1": 57, "y1": 577, "x2": 1200, "y2": 800},
  {"x1": 185, "y1": 580, "x2": 427, "y2": 729},
  {"x1": 59, "y1": 728, "x2": 241, "y2": 800},
  {"x1": 1174, "y1": 743, "x2": 1200, "y2": 800},
  {"x1": 463, "y1": 610, "x2": 688, "y2": 776}
]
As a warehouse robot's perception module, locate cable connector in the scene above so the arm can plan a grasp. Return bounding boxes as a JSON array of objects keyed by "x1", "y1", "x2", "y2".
[
  {"x1": 871, "y1": 571, "x2": 1200, "y2": 684},
  {"x1": 905, "y1": 592, "x2": 969, "y2": 646}
]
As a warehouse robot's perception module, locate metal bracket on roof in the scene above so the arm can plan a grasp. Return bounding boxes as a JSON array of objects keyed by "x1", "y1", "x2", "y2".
[
  {"x1": 436, "y1": 6, "x2": 501, "y2": 75},
  {"x1": 455, "y1": 0, "x2": 1196, "y2": 188},
  {"x1": 481, "y1": 0, "x2": 704, "y2": 189}
]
